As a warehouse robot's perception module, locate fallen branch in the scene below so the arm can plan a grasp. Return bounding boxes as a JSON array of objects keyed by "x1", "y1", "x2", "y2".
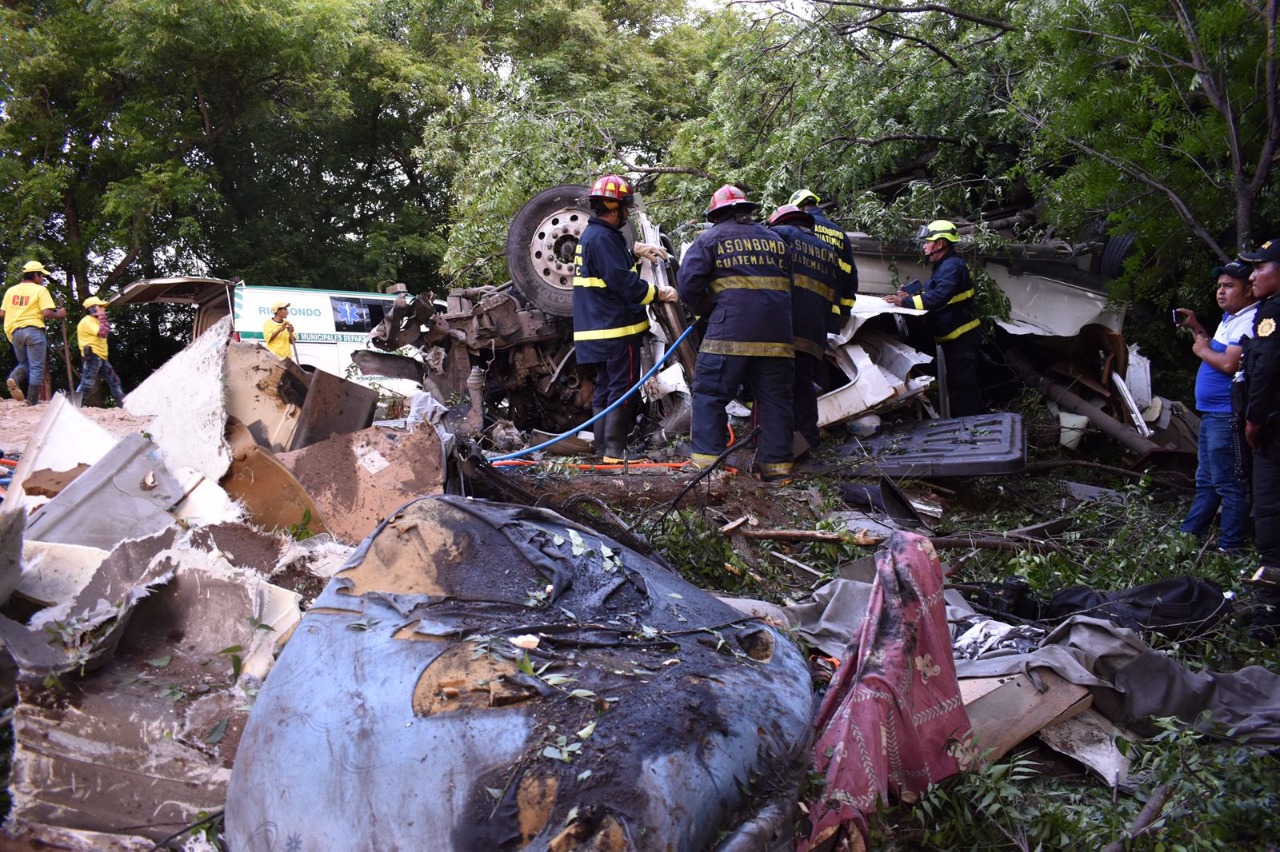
[
  {"x1": 738, "y1": 528, "x2": 880, "y2": 546},
  {"x1": 734, "y1": 528, "x2": 1060, "y2": 553},
  {"x1": 1100, "y1": 783, "x2": 1174, "y2": 852}
]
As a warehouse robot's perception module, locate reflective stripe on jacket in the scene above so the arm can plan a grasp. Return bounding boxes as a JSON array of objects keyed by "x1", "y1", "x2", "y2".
[
  {"x1": 677, "y1": 218, "x2": 794, "y2": 358},
  {"x1": 572, "y1": 218, "x2": 656, "y2": 364},
  {"x1": 810, "y1": 210, "x2": 858, "y2": 331},
  {"x1": 772, "y1": 223, "x2": 842, "y2": 359},
  {"x1": 908, "y1": 252, "x2": 979, "y2": 342}
]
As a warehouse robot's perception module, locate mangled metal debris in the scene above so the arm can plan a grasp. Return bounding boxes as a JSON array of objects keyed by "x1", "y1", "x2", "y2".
[{"x1": 226, "y1": 496, "x2": 814, "y2": 850}]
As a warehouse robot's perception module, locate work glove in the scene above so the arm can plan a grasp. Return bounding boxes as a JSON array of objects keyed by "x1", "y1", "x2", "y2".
[
  {"x1": 657, "y1": 284, "x2": 679, "y2": 303},
  {"x1": 634, "y1": 242, "x2": 671, "y2": 263}
]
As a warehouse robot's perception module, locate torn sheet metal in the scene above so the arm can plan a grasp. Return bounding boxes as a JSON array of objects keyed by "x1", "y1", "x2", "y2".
[
  {"x1": 125, "y1": 315, "x2": 232, "y2": 482},
  {"x1": 224, "y1": 341, "x2": 309, "y2": 452},
  {"x1": 284, "y1": 363, "x2": 379, "y2": 450},
  {"x1": 14, "y1": 539, "x2": 109, "y2": 608},
  {"x1": 817, "y1": 334, "x2": 935, "y2": 428},
  {"x1": 0, "y1": 529, "x2": 182, "y2": 674},
  {"x1": 5, "y1": 394, "x2": 122, "y2": 510},
  {"x1": 275, "y1": 423, "x2": 445, "y2": 544},
  {"x1": 0, "y1": 506, "x2": 24, "y2": 605},
  {"x1": 987, "y1": 266, "x2": 1123, "y2": 336},
  {"x1": 226, "y1": 496, "x2": 813, "y2": 851},
  {"x1": 4, "y1": 535, "x2": 301, "y2": 847},
  {"x1": 803, "y1": 534, "x2": 971, "y2": 850},
  {"x1": 23, "y1": 433, "x2": 186, "y2": 551},
  {"x1": 221, "y1": 419, "x2": 330, "y2": 536},
  {"x1": 224, "y1": 342, "x2": 379, "y2": 454}
]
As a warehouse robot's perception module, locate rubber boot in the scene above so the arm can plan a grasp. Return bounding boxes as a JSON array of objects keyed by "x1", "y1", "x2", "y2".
[{"x1": 602, "y1": 410, "x2": 646, "y2": 463}]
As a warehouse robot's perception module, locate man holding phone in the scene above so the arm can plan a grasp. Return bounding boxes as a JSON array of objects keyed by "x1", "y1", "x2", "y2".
[{"x1": 1174, "y1": 260, "x2": 1259, "y2": 553}]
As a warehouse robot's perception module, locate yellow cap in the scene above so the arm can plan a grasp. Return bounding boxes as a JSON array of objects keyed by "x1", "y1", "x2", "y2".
[
  {"x1": 83, "y1": 296, "x2": 110, "y2": 308},
  {"x1": 270, "y1": 301, "x2": 290, "y2": 312},
  {"x1": 22, "y1": 260, "x2": 52, "y2": 276}
]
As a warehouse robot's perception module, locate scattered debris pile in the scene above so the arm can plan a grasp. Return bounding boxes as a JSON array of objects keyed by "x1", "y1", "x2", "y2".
[{"x1": 0, "y1": 296, "x2": 1274, "y2": 850}]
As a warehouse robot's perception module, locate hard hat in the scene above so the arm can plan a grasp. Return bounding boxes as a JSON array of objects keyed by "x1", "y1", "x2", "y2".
[
  {"x1": 83, "y1": 296, "x2": 110, "y2": 308},
  {"x1": 271, "y1": 301, "x2": 290, "y2": 312},
  {"x1": 22, "y1": 260, "x2": 52, "y2": 276},
  {"x1": 768, "y1": 204, "x2": 814, "y2": 229},
  {"x1": 705, "y1": 184, "x2": 758, "y2": 219},
  {"x1": 919, "y1": 220, "x2": 959, "y2": 243},
  {"x1": 788, "y1": 188, "x2": 820, "y2": 208},
  {"x1": 587, "y1": 174, "x2": 635, "y2": 207}
]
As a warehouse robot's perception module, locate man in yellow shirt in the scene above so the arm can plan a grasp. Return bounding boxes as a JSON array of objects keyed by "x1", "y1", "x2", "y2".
[
  {"x1": 2, "y1": 260, "x2": 67, "y2": 405},
  {"x1": 75, "y1": 296, "x2": 126, "y2": 406},
  {"x1": 263, "y1": 301, "x2": 295, "y2": 360}
]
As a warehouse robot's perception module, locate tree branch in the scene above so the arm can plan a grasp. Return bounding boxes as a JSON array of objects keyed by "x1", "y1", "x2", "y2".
[{"x1": 1000, "y1": 96, "x2": 1226, "y2": 258}]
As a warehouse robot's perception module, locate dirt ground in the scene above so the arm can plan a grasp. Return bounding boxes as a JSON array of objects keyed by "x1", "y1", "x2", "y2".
[{"x1": 0, "y1": 398, "x2": 151, "y2": 457}]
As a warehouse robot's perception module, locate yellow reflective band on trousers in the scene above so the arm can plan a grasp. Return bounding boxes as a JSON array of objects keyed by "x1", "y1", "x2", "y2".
[
  {"x1": 934, "y1": 318, "x2": 981, "y2": 342},
  {"x1": 793, "y1": 275, "x2": 836, "y2": 303},
  {"x1": 690, "y1": 453, "x2": 719, "y2": 469},
  {"x1": 761, "y1": 462, "x2": 793, "y2": 476},
  {"x1": 700, "y1": 339, "x2": 794, "y2": 358},
  {"x1": 709, "y1": 275, "x2": 790, "y2": 294},
  {"x1": 574, "y1": 319, "x2": 652, "y2": 341}
]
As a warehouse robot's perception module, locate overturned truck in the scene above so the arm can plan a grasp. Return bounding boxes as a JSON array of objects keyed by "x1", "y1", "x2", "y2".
[{"x1": 361, "y1": 186, "x2": 1167, "y2": 462}]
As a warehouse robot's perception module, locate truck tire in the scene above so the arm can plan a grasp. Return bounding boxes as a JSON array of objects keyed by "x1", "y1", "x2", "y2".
[
  {"x1": 506, "y1": 184, "x2": 635, "y2": 318},
  {"x1": 1099, "y1": 234, "x2": 1135, "y2": 279}
]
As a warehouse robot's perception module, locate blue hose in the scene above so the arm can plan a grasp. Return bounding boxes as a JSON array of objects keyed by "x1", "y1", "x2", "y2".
[{"x1": 489, "y1": 324, "x2": 696, "y2": 462}]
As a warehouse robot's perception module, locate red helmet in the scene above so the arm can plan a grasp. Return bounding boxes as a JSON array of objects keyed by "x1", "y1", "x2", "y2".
[
  {"x1": 588, "y1": 174, "x2": 635, "y2": 207},
  {"x1": 705, "y1": 184, "x2": 758, "y2": 219},
  {"x1": 767, "y1": 204, "x2": 814, "y2": 228}
]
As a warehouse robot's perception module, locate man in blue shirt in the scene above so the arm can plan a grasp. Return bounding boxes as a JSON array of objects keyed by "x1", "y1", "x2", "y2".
[{"x1": 1176, "y1": 260, "x2": 1259, "y2": 552}]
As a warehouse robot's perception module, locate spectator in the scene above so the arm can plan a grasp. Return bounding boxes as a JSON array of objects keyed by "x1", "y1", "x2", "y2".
[{"x1": 1175, "y1": 260, "x2": 1259, "y2": 552}]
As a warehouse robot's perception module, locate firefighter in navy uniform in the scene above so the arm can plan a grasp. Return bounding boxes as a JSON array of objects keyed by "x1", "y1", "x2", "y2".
[
  {"x1": 678, "y1": 185, "x2": 795, "y2": 482},
  {"x1": 789, "y1": 189, "x2": 858, "y2": 332},
  {"x1": 572, "y1": 174, "x2": 677, "y2": 462},
  {"x1": 769, "y1": 203, "x2": 844, "y2": 452},
  {"x1": 884, "y1": 219, "x2": 985, "y2": 417},
  {"x1": 1237, "y1": 238, "x2": 1280, "y2": 638}
]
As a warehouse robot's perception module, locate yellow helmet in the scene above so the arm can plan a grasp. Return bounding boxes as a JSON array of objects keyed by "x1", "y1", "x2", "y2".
[{"x1": 920, "y1": 220, "x2": 959, "y2": 243}]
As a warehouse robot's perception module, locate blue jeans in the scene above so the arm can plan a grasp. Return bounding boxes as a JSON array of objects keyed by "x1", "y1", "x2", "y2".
[
  {"x1": 7, "y1": 325, "x2": 48, "y2": 399},
  {"x1": 1180, "y1": 411, "x2": 1249, "y2": 550},
  {"x1": 77, "y1": 350, "x2": 126, "y2": 404}
]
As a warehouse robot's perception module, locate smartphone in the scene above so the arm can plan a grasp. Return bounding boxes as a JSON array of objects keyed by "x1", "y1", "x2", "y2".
[{"x1": 1172, "y1": 310, "x2": 1181, "y2": 326}]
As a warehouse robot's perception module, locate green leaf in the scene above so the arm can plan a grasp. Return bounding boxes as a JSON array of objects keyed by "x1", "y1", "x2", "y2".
[
  {"x1": 147, "y1": 655, "x2": 173, "y2": 668},
  {"x1": 205, "y1": 718, "x2": 229, "y2": 744}
]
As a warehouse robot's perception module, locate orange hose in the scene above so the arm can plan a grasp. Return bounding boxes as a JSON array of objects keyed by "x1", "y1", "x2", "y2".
[
  {"x1": 489, "y1": 459, "x2": 738, "y2": 475},
  {"x1": 0, "y1": 458, "x2": 17, "y2": 468}
]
